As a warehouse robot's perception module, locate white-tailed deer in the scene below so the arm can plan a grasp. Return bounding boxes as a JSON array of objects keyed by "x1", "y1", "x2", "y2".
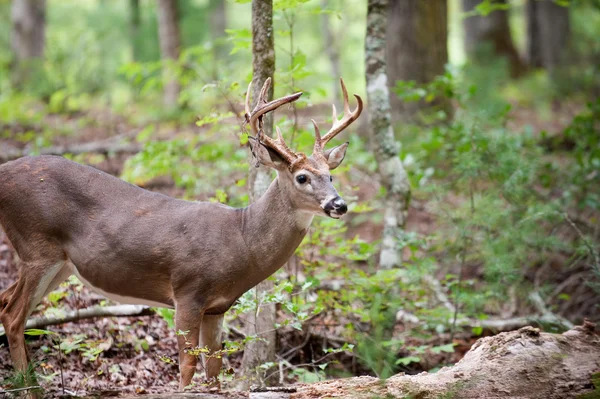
[{"x1": 0, "y1": 78, "x2": 362, "y2": 391}]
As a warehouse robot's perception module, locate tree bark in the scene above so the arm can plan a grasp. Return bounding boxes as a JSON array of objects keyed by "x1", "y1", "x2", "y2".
[
  {"x1": 129, "y1": 0, "x2": 141, "y2": 62},
  {"x1": 526, "y1": 0, "x2": 570, "y2": 72},
  {"x1": 242, "y1": 0, "x2": 277, "y2": 388},
  {"x1": 366, "y1": 0, "x2": 410, "y2": 269},
  {"x1": 386, "y1": 0, "x2": 449, "y2": 124},
  {"x1": 156, "y1": 0, "x2": 181, "y2": 108},
  {"x1": 209, "y1": 0, "x2": 227, "y2": 79},
  {"x1": 289, "y1": 322, "x2": 600, "y2": 399},
  {"x1": 463, "y1": 0, "x2": 527, "y2": 78},
  {"x1": 320, "y1": 0, "x2": 341, "y2": 101},
  {"x1": 10, "y1": 0, "x2": 46, "y2": 86}
]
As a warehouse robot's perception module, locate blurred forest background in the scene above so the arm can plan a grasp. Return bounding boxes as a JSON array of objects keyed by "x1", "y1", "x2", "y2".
[{"x1": 0, "y1": 0, "x2": 599, "y2": 396}]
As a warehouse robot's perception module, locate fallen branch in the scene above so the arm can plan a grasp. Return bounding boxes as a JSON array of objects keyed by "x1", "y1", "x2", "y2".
[
  {"x1": 0, "y1": 385, "x2": 42, "y2": 395},
  {"x1": 528, "y1": 291, "x2": 574, "y2": 330},
  {"x1": 0, "y1": 138, "x2": 141, "y2": 163},
  {"x1": 0, "y1": 305, "x2": 155, "y2": 336},
  {"x1": 396, "y1": 309, "x2": 574, "y2": 332}
]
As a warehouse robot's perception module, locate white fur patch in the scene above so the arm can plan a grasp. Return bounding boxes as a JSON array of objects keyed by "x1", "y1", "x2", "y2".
[
  {"x1": 30, "y1": 261, "x2": 66, "y2": 314},
  {"x1": 295, "y1": 211, "x2": 315, "y2": 231}
]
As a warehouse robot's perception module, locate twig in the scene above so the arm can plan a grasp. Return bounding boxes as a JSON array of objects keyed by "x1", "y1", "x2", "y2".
[
  {"x1": 0, "y1": 305, "x2": 155, "y2": 336},
  {"x1": 280, "y1": 328, "x2": 312, "y2": 360},
  {"x1": 564, "y1": 212, "x2": 600, "y2": 272},
  {"x1": 227, "y1": 324, "x2": 247, "y2": 339},
  {"x1": 0, "y1": 385, "x2": 42, "y2": 394}
]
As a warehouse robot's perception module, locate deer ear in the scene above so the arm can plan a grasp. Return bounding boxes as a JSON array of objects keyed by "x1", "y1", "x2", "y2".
[
  {"x1": 323, "y1": 142, "x2": 349, "y2": 170},
  {"x1": 248, "y1": 136, "x2": 285, "y2": 169}
]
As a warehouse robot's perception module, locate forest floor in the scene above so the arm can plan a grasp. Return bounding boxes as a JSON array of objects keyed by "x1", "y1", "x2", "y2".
[{"x1": 0, "y1": 100, "x2": 595, "y2": 398}]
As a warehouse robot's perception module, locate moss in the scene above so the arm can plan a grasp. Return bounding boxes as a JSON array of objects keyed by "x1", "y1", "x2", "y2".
[{"x1": 577, "y1": 372, "x2": 600, "y2": 399}]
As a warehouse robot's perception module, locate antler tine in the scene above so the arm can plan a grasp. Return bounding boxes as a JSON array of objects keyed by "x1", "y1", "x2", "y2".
[
  {"x1": 311, "y1": 119, "x2": 323, "y2": 155},
  {"x1": 254, "y1": 77, "x2": 272, "y2": 112},
  {"x1": 254, "y1": 125, "x2": 298, "y2": 165},
  {"x1": 244, "y1": 81, "x2": 253, "y2": 119},
  {"x1": 244, "y1": 78, "x2": 302, "y2": 137},
  {"x1": 319, "y1": 78, "x2": 363, "y2": 147},
  {"x1": 244, "y1": 77, "x2": 304, "y2": 165}
]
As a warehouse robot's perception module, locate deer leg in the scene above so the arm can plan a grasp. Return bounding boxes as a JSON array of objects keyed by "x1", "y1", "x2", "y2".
[
  {"x1": 0, "y1": 279, "x2": 29, "y2": 372},
  {"x1": 0, "y1": 259, "x2": 65, "y2": 376},
  {"x1": 175, "y1": 304, "x2": 202, "y2": 391},
  {"x1": 200, "y1": 313, "x2": 224, "y2": 387}
]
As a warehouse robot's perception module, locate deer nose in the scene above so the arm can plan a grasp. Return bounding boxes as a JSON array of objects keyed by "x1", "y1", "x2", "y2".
[{"x1": 324, "y1": 196, "x2": 347, "y2": 216}]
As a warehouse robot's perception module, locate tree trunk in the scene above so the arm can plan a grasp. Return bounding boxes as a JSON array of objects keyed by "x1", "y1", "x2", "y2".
[
  {"x1": 526, "y1": 0, "x2": 570, "y2": 72},
  {"x1": 386, "y1": 0, "x2": 449, "y2": 124},
  {"x1": 10, "y1": 0, "x2": 46, "y2": 86},
  {"x1": 156, "y1": 0, "x2": 181, "y2": 108},
  {"x1": 209, "y1": 0, "x2": 227, "y2": 79},
  {"x1": 366, "y1": 0, "x2": 410, "y2": 269},
  {"x1": 462, "y1": 0, "x2": 526, "y2": 78},
  {"x1": 241, "y1": 0, "x2": 277, "y2": 388},
  {"x1": 129, "y1": 0, "x2": 141, "y2": 62},
  {"x1": 320, "y1": 0, "x2": 341, "y2": 101}
]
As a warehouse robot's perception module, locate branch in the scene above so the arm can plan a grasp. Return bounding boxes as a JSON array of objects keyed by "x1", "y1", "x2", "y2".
[
  {"x1": 396, "y1": 309, "x2": 574, "y2": 332},
  {"x1": 528, "y1": 291, "x2": 574, "y2": 330},
  {"x1": 0, "y1": 305, "x2": 155, "y2": 336},
  {"x1": 0, "y1": 138, "x2": 141, "y2": 163}
]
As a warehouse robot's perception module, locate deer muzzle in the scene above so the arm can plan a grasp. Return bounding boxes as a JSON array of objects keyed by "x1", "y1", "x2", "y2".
[{"x1": 323, "y1": 196, "x2": 348, "y2": 218}]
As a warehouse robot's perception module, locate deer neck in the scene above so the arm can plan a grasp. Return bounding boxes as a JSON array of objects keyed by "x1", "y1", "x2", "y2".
[{"x1": 241, "y1": 177, "x2": 313, "y2": 282}]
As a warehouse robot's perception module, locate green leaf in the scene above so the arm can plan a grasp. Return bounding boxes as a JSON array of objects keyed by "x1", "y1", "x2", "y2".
[
  {"x1": 136, "y1": 125, "x2": 155, "y2": 143},
  {"x1": 25, "y1": 329, "x2": 56, "y2": 336},
  {"x1": 395, "y1": 356, "x2": 421, "y2": 366},
  {"x1": 431, "y1": 343, "x2": 455, "y2": 354}
]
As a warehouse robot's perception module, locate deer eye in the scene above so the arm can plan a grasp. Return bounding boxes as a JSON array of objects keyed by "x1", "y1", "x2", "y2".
[
  {"x1": 296, "y1": 174, "x2": 308, "y2": 184},
  {"x1": 329, "y1": 176, "x2": 333, "y2": 182}
]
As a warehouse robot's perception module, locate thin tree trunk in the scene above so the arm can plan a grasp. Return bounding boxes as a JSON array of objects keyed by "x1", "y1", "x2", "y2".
[
  {"x1": 366, "y1": 0, "x2": 410, "y2": 269},
  {"x1": 10, "y1": 0, "x2": 46, "y2": 87},
  {"x1": 463, "y1": 0, "x2": 526, "y2": 78},
  {"x1": 320, "y1": 0, "x2": 341, "y2": 101},
  {"x1": 526, "y1": 0, "x2": 570, "y2": 72},
  {"x1": 386, "y1": 0, "x2": 449, "y2": 124},
  {"x1": 242, "y1": 0, "x2": 277, "y2": 388},
  {"x1": 129, "y1": 0, "x2": 141, "y2": 62},
  {"x1": 209, "y1": 0, "x2": 227, "y2": 79},
  {"x1": 156, "y1": 0, "x2": 181, "y2": 108}
]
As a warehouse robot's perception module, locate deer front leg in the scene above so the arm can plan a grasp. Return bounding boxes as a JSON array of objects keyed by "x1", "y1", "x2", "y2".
[
  {"x1": 175, "y1": 305, "x2": 202, "y2": 391},
  {"x1": 200, "y1": 313, "x2": 224, "y2": 387}
]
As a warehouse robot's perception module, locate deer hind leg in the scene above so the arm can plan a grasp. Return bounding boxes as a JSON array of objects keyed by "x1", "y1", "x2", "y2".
[
  {"x1": 0, "y1": 258, "x2": 66, "y2": 373},
  {"x1": 200, "y1": 313, "x2": 224, "y2": 387},
  {"x1": 175, "y1": 304, "x2": 202, "y2": 391}
]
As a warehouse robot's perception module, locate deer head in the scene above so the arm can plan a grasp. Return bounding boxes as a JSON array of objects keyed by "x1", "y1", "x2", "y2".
[{"x1": 244, "y1": 78, "x2": 363, "y2": 219}]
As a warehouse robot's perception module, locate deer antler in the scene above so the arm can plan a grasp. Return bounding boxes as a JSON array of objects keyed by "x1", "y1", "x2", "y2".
[
  {"x1": 244, "y1": 78, "x2": 303, "y2": 165},
  {"x1": 313, "y1": 78, "x2": 363, "y2": 154}
]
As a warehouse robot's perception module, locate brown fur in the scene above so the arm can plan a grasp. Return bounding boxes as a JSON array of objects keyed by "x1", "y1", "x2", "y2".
[{"x1": 0, "y1": 153, "x2": 345, "y2": 391}]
